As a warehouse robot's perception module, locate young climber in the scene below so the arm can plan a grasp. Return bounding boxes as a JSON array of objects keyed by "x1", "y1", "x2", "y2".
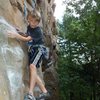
[{"x1": 8, "y1": 10, "x2": 50, "y2": 100}]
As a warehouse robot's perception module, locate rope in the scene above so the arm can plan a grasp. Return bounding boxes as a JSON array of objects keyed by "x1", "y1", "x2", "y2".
[
  {"x1": 24, "y1": 0, "x2": 27, "y2": 18},
  {"x1": 23, "y1": 0, "x2": 37, "y2": 18},
  {"x1": 32, "y1": 0, "x2": 36, "y2": 10}
]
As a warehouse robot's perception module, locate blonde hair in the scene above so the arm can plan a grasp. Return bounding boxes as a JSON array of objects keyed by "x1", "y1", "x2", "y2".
[{"x1": 27, "y1": 10, "x2": 41, "y2": 22}]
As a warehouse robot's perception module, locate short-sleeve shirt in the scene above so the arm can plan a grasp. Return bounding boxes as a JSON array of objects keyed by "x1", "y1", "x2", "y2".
[{"x1": 26, "y1": 25, "x2": 44, "y2": 46}]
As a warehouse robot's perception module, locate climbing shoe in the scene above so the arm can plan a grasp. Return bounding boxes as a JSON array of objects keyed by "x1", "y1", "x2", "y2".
[
  {"x1": 36, "y1": 92, "x2": 50, "y2": 100},
  {"x1": 24, "y1": 93, "x2": 36, "y2": 100}
]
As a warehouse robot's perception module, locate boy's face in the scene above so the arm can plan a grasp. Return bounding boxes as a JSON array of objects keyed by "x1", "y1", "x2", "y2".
[{"x1": 27, "y1": 15, "x2": 38, "y2": 28}]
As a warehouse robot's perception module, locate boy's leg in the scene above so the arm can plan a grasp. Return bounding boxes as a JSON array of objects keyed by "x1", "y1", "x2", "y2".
[
  {"x1": 36, "y1": 75, "x2": 47, "y2": 93},
  {"x1": 28, "y1": 47, "x2": 50, "y2": 99},
  {"x1": 29, "y1": 64, "x2": 37, "y2": 95},
  {"x1": 29, "y1": 63, "x2": 47, "y2": 94},
  {"x1": 24, "y1": 64, "x2": 37, "y2": 100},
  {"x1": 35, "y1": 70, "x2": 50, "y2": 99},
  {"x1": 29, "y1": 62, "x2": 50, "y2": 100}
]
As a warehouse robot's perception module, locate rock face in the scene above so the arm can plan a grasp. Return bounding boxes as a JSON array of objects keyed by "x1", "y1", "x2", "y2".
[
  {"x1": 0, "y1": 0, "x2": 59, "y2": 100},
  {"x1": 0, "y1": 18, "x2": 27, "y2": 100}
]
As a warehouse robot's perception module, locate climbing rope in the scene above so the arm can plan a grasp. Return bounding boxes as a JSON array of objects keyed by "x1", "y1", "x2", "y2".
[
  {"x1": 31, "y1": 0, "x2": 36, "y2": 10},
  {"x1": 24, "y1": 0, "x2": 37, "y2": 18},
  {"x1": 24, "y1": 0, "x2": 28, "y2": 18}
]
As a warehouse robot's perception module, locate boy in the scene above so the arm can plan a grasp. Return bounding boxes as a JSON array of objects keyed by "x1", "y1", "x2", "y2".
[{"x1": 8, "y1": 10, "x2": 50, "y2": 100}]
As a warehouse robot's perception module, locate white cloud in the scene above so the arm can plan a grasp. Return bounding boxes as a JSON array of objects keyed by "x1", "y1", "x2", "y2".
[{"x1": 54, "y1": 0, "x2": 66, "y2": 22}]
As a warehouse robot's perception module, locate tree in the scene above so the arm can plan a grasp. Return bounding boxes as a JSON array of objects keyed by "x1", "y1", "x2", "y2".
[{"x1": 57, "y1": 0, "x2": 100, "y2": 100}]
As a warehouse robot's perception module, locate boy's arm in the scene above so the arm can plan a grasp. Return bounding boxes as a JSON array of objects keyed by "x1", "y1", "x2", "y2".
[
  {"x1": 17, "y1": 31, "x2": 28, "y2": 37},
  {"x1": 16, "y1": 33, "x2": 32, "y2": 41},
  {"x1": 15, "y1": 27, "x2": 28, "y2": 37},
  {"x1": 8, "y1": 31, "x2": 32, "y2": 42}
]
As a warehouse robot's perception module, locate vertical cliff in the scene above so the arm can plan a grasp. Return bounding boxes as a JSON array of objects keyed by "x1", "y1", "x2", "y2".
[{"x1": 0, "y1": 0, "x2": 59, "y2": 100}]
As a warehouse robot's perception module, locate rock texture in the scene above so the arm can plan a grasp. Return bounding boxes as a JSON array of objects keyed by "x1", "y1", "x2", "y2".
[
  {"x1": 0, "y1": 18, "x2": 27, "y2": 100},
  {"x1": 0, "y1": 0, "x2": 59, "y2": 100}
]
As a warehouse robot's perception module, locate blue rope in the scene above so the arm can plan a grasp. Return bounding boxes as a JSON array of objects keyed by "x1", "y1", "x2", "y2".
[
  {"x1": 24, "y1": 0, "x2": 37, "y2": 18},
  {"x1": 32, "y1": 0, "x2": 36, "y2": 10},
  {"x1": 24, "y1": 0, "x2": 27, "y2": 17}
]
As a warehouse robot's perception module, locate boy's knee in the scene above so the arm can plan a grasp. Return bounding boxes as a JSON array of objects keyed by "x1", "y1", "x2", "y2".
[{"x1": 30, "y1": 64, "x2": 36, "y2": 71}]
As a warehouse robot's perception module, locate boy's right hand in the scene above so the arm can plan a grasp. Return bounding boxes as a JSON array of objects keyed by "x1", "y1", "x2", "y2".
[{"x1": 7, "y1": 30, "x2": 18, "y2": 38}]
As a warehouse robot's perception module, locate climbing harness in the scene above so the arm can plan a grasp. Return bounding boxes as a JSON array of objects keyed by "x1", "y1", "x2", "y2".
[{"x1": 29, "y1": 45, "x2": 49, "y2": 61}]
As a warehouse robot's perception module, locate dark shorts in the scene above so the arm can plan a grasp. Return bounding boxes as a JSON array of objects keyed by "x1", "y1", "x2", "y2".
[{"x1": 28, "y1": 47, "x2": 43, "y2": 68}]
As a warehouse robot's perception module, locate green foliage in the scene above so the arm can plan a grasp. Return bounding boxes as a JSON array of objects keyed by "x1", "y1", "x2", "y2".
[{"x1": 57, "y1": 0, "x2": 100, "y2": 100}]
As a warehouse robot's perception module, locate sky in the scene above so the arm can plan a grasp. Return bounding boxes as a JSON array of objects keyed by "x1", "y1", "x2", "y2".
[{"x1": 54, "y1": 0, "x2": 66, "y2": 22}]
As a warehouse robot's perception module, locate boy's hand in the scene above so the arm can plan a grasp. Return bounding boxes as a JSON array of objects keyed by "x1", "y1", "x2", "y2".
[
  {"x1": 7, "y1": 30, "x2": 17, "y2": 38},
  {"x1": 15, "y1": 26, "x2": 21, "y2": 32}
]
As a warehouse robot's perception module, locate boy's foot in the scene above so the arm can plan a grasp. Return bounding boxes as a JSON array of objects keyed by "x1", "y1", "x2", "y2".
[
  {"x1": 36, "y1": 92, "x2": 50, "y2": 100},
  {"x1": 24, "y1": 93, "x2": 36, "y2": 100}
]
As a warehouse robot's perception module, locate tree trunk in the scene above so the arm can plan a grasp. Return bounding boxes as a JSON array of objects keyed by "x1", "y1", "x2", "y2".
[
  {"x1": 93, "y1": 87, "x2": 96, "y2": 100},
  {"x1": 70, "y1": 92, "x2": 74, "y2": 100},
  {"x1": 90, "y1": 94, "x2": 92, "y2": 100}
]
